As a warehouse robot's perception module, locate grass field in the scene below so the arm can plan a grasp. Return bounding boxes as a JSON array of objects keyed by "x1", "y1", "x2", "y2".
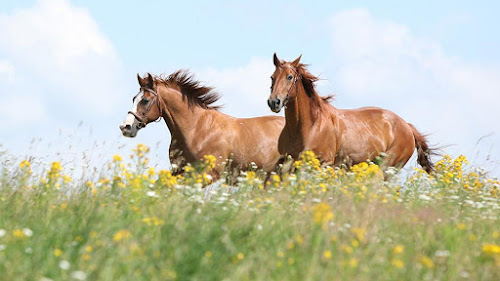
[{"x1": 1, "y1": 144, "x2": 500, "y2": 280}]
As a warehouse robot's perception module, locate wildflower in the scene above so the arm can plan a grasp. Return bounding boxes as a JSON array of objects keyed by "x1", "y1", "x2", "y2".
[
  {"x1": 142, "y1": 216, "x2": 165, "y2": 226},
  {"x1": 341, "y1": 244, "x2": 353, "y2": 254},
  {"x1": 323, "y1": 250, "x2": 332, "y2": 259},
  {"x1": 205, "y1": 251, "x2": 212, "y2": 258},
  {"x1": 184, "y1": 165, "x2": 194, "y2": 173},
  {"x1": 113, "y1": 230, "x2": 131, "y2": 242},
  {"x1": 202, "y1": 155, "x2": 217, "y2": 171},
  {"x1": 482, "y1": 244, "x2": 500, "y2": 255},
  {"x1": 312, "y1": 202, "x2": 334, "y2": 227},
  {"x1": 19, "y1": 159, "x2": 31, "y2": 169},
  {"x1": 418, "y1": 256, "x2": 434, "y2": 268},
  {"x1": 456, "y1": 223, "x2": 466, "y2": 230},
  {"x1": 157, "y1": 170, "x2": 178, "y2": 188},
  {"x1": 298, "y1": 151, "x2": 321, "y2": 170},
  {"x1": 351, "y1": 228, "x2": 366, "y2": 242},
  {"x1": 59, "y1": 260, "x2": 70, "y2": 270},
  {"x1": 277, "y1": 251, "x2": 285, "y2": 258},
  {"x1": 113, "y1": 155, "x2": 122, "y2": 162},
  {"x1": 71, "y1": 271, "x2": 87, "y2": 281},
  {"x1": 22, "y1": 228, "x2": 33, "y2": 237},
  {"x1": 393, "y1": 245, "x2": 404, "y2": 254},
  {"x1": 147, "y1": 191, "x2": 159, "y2": 198},
  {"x1": 54, "y1": 248, "x2": 63, "y2": 257},
  {"x1": 13, "y1": 229, "x2": 27, "y2": 239},
  {"x1": 391, "y1": 259, "x2": 404, "y2": 268},
  {"x1": 0, "y1": 229, "x2": 5, "y2": 237},
  {"x1": 349, "y1": 258, "x2": 358, "y2": 268},
  {"x1": 85, "y1": 246, "x2": 93, "y2": 253},
  {"x1": 237, "y1": 252, "x2": 244, "y2": 260}
]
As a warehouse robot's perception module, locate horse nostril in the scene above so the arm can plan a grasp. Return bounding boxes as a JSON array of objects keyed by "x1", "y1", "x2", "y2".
[
  {"x1": 125, "y1": 124, "x2": 131, "y2": 130},
  {"x1": 267, "y1": 99, "x2": 272, "y2": 108}
]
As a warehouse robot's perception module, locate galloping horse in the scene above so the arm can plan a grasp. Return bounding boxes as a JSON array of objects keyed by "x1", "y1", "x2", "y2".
[
  {"x1": 267, "y1": 54, "x2": 434, "y2": 172},
  {"x1": 120, "y1": 70, "x2": 285, "y2": 174}
]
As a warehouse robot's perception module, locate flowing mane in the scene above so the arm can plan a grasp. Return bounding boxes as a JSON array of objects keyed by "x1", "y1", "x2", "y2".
[
  {"x1": 294, "y1": 63, "x2": 334, "y2": 119},
  {"x1": 154, "y1": 70, "x2": 221, "y2": 110}
]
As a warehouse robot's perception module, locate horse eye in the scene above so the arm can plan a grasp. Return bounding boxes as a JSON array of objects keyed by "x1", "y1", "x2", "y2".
[
  {"x1": 287, "y1": 75, "x2": 293, "y2": 81},
  {"x1": 141, "y1": 99, "x2": 149, "y2": 105}
]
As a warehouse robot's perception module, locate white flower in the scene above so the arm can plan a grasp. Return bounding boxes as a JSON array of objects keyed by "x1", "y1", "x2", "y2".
[
  {"x1": 25, "y1": 247, "x2": 33, "y2": 254},
  {"x1": 71, "y1": 271, "x2": 87, "y2": 280},
  {"x1": 418, "y1": 194, "x2": 432, "y2": 201},
  {"x1": 146, "y1": 191, "x2": 159, "y2": 198},
  {"x1": 59, "y1": 260, "x2": 71, "y2": 270},
  {"x1": 0, "y1": 229, "x2": 6, "y2": 237},
  {"x1": 435, "y1": 250, "x2": 450, "y2": 257},
  {"x1": 22, "y1": 228, "x2": 33, "y2": 237},
  {"x1": 0, "y1": 244, "x2": 6, "y2": 251}
]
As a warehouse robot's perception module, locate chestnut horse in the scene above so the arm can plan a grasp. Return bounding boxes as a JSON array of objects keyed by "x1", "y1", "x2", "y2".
[
  {"x1": 120, "y1": 70, "x2": 285, "y2": 174},
  {"x1": 267, "y1": 54, "x2": 434, "y2": 172}
]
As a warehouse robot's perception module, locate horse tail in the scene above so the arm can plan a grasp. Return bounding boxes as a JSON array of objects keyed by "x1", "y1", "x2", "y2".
[{"x1": 409, "y1": 123, "x2": 435, "y2": 173}]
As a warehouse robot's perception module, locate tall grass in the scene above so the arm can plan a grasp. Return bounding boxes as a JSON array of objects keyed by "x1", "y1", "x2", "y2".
[{"x1": 0, "y1": 145, "x2": 499, "y2": 280}]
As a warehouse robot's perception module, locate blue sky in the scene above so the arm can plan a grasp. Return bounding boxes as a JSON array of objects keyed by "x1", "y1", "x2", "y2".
[{"x1": 1, "y1": 0, "x2": 499, "y2": 175}]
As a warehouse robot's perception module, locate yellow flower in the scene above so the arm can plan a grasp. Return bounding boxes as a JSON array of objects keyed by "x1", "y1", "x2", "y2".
[
  {"x1": 349, "y1": 258, "x2": 358, "y2": 268},
  {"x1": 19, "y1": 160, "x2": 31, "y2": 170},
  {"x1": 147, "y1": 167, "x2": 155, "y2": 177},
  {"x1": 418, "y1": 256, "x2": 434, "y2": 268},
  {"x1": 113, "y1": 155, "x2": 123, "y2": 162},
  {"x1": 202, "y1": 155, "x2": 217, "y2": 171},
  {"x1": 298, "y1": 151, "x2": 321, "y2": 170},
  {"x1": 54, "y1": 248, "x2": 63, "y2": 257},
  {"x1": 393, "y1": 245, "x2": 404, "y2": 254},
  {"x1": 205, "y1": 251, "x2": 212, "y2": 258},
  {"x1": 85, "y1": 246, "x2": 93, "y2": 253},
  {"x1": 236, "y1": 252, "x2": 244, "y2": 260},
  {"x1": 312, "y1": 202, "x2": 334, "y2": 227},
  {"x1": 482, "y1": 243, "x2": 500, "y2": 255},
  {"x1": 184, "y1": 165, "x2": 194, "y2": 173},
  {"x1": 456, "y1": 223, "x2": 466, "y2": 230},
  {"x1": 341, "y1": 244, "x2": 353, "y2": 254},
  {"x1": 142, "y1": 216, "x2": 165, "y2": 226},
  {"x1": 113, "y1": 229, "x2": 131, "y2": 242},
  {"x1": 13, "y1": 229, "x2": 27, "y2": 239},
  {"x1": 351, "y1": 228, "x2": 366, "y2": 242},
  {"x1": 323, "y1": 250, "x2": 332, "y2": 259},
  {"x1": 391, "y1": 259, "x2": 404, "y2": 268}
]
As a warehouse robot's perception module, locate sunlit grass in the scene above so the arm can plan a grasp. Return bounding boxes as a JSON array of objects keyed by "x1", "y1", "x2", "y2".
[{"x1": 1, "y1": 145, "x2": 499, "y2": 280}]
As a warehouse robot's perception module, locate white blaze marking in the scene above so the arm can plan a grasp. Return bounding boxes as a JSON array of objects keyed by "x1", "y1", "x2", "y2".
[{"x1": 124, "y1": 91, "x2": 143, "y2": 126}]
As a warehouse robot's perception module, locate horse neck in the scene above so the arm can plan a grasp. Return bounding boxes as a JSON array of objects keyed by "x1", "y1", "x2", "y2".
[
  {"x1": 157, "y1": 85, "x2": 207, "y2": 138},
  {"x1": 284, "y1": 82, "x2": 315, "y2": 132}
]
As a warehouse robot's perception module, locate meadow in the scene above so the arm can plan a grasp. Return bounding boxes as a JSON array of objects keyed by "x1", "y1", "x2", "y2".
[{"x1": 1, "y1": 144, "x2": 500, "y2": 281}]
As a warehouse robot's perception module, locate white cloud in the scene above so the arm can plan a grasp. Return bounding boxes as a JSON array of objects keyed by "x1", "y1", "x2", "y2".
[
  {"x1": 0, "y1": 95, "x2": 47, "y2": 128},
  {"x1": 0, "y1": 60, "x2": 15, "y2": 81},
  {"x1": 0, "y1": 0, "x2": 124, "y2": 116},
  {"x1": 328, "y1": 9, "x2": 500, "y2": 172},
  {"x1": 201, "y1": 57, "x2": 278, "y2": 118}
]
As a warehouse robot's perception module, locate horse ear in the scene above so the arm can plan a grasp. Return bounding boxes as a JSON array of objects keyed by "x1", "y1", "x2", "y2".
[
  {"x1": 273, "y1": 53, "x2": 281, "y2": 67},
  {"x1": 291, "y1": 55, "x2": 302, "y2": 67},
  {"x1": 146, "y1": 73, "x2": 154, "y2": 87},
  {"x1": 137, "y1": 73, "x2": 146, "y2": 87}
]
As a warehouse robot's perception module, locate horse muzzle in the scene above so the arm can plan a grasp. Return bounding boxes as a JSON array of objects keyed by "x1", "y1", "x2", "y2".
[
  {"x1": 119, "y1": 123, "x2": 138, "y2": 138},
  {"x1": 268, "y1": 98, "x2": 284, "y2": 113}
]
